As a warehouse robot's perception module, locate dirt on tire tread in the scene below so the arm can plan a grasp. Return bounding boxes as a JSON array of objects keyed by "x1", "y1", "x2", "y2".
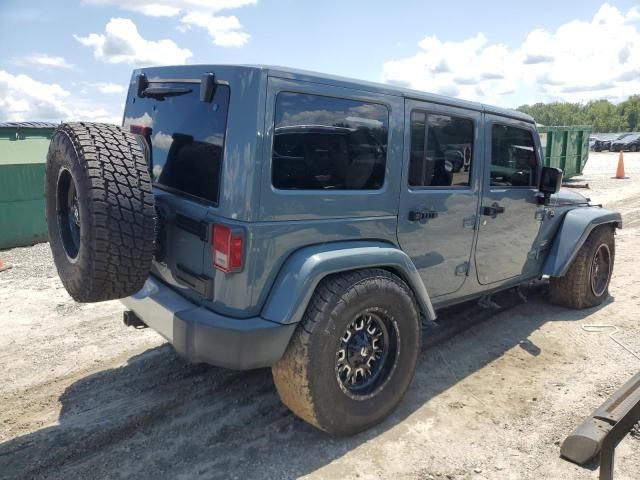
[
  {"x1": 549, "y1": 225, "x2": 615, "y2": 309},
  {"x1": 271, "y1": 268, "x2": 417, "y2": 433}
]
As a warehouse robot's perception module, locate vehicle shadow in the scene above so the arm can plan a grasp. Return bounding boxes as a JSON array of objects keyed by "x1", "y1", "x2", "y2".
[{"x1": 0, "y1": 286, "x2": 614, "y2": 480}]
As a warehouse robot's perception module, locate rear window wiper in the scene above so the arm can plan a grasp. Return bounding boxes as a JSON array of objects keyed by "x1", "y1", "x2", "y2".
[
  {"x1": 135, "y1": 73, "x2": 216, "y2": 102},
  {"x1": 140, "y1": 86, "x2": 192, "y2": 100}
]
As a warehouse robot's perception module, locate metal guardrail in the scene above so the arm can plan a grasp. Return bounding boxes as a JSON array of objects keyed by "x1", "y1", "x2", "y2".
[{"x1": 561, "y1": 371, "x2": 640, "y2": 480}]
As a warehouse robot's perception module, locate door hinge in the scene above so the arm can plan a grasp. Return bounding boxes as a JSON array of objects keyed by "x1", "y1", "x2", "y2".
[
  {"x1": 535, "y1": 208, "x2": 556, "y2": 221},
  {"x1": 528, "y1": 241, "x2": 549, "y2": 260},
  {"x1": 455, "y1": 261, "x2": 470, "y2": 276}
]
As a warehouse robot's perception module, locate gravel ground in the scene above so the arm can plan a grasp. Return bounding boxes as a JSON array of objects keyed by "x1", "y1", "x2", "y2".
[{"x1": 0, "y1": 151, "x2": 639, "y2": 479}]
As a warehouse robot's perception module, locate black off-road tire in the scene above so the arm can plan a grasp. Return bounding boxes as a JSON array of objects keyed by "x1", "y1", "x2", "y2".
[
  {"x1": 549, "y1": 226, "x2": 615, "y2": 309},
  {"x1": 272, "y1": 269, "x2": 421, "y2": 435},
  {"x1": 45, "y1": 122, "x2": 156, "y2": 302}
]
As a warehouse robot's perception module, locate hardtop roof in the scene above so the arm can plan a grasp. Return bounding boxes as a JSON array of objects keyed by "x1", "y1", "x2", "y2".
[
  {"x1": 247, "y1": 64, "x2": 534, "y2": 124},
  {"x1": 134, "y1": 64, "x2": 535, "y2": 124}
]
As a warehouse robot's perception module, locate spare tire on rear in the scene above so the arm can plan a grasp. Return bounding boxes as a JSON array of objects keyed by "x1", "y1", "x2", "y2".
[{"x1": 45, "y1": 122, "x2": 156, "y2": 302}]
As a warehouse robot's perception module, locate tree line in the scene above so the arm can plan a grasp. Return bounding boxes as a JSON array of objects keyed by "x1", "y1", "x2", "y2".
[{"x1": 516, "y1": 95, "x2": 640, "y2": 133}]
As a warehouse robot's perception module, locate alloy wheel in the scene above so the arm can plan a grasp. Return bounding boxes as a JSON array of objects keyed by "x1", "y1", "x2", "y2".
[
  {"x1": 335, "y1": 308, "x2": 399, "y2": 398},
  {"x1": 590, "y1": 244, "x2": 611, "y2": 297}
]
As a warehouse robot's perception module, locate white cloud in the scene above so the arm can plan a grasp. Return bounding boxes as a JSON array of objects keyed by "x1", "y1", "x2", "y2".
[
  {"x1": 82, "y1": 0, "x2": 257, "y2": 16},
  {"x1": 18, "y1": 54, "x2": 75, "y2": 69},
  {"x1": 0, "y1": 70, "x2": 120, "y2": 124},
  {"x1": 74, "y1": 18, "x2": 193, "y2": 66},
  {"x1": 382, "y1": 3, "x2": 640, "y2": 106},
  {"x1": 0, "y1": 70, "x2": 70, "y2": 121},
  {"x1": 181, "y1": 12, "x2": 249, "y2": 47},
  {"x1": 93, "y1": 82, "x2": 126, "y2": 94},
  {"x1": 82, "y1": 1, "x2": 255, "y2": 47},
  {"x1": 152, "y1": 131, "x2": 174, "y2": 150},
  {"x1": 123, "y1": 112, "x2": 153, "y2": 129},
  {"x1": 73, "y1": 81, "x2": 127, "y2": 94}
]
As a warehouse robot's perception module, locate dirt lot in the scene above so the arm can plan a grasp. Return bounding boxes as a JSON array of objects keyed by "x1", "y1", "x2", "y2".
[{"x1": 1, "y1": 152, "x2": 639, "y2": 480}]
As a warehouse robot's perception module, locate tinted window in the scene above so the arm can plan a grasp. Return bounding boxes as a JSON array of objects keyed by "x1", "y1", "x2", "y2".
[
  {"x1": 272, "y1": 93, "x2": 388, "y2": 190},
  {"x1": 490, "y1": 124, "x2": 537, "y2": 187},
  {"x1": 409, "y1": 112, "x2": 473, "y2": 187},
  {"x1": 123, "y1": 84, "x2": 230, "y2": 204}
]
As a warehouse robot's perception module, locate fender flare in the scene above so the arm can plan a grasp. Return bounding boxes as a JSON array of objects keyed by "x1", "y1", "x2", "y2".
[
  {"x1": 543, "y1": 207, "x2": 622, "y2": 277},
  {"x1": 261, "y1": 241, "x2": 436, "y2": 325}
]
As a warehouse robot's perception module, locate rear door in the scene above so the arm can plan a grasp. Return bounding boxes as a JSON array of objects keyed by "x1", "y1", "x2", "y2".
[
  {"x1": 474, "y1": 115, "x2": 543, "y2": 284},
  {"x1": 123, "y1": 78, "x2": 231, "y2": 300},
  {"x1": 397, "y1": 100, "x2": 481, "y2": 298}
]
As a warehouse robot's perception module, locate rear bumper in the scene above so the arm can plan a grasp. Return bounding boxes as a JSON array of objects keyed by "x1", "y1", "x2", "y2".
[{"x1": 121, "y1": 276, "x2": 297, "y2": 370}]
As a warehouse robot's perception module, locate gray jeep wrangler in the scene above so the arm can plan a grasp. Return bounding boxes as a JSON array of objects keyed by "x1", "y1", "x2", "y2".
[{"x1": 45, "y1": 65, "x2": 621, "y2": 435}]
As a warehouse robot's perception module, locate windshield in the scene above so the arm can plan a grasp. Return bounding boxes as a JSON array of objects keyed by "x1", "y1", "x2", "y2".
[{"x1": 123, "y1": 83, "x2": 230, "y2": 205}]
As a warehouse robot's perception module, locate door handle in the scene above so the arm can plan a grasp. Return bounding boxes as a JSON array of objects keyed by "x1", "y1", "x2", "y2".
[
  {"x1": 408, "y1": 209, "x2": 439, "y2": 222},
  {"x1": 481, "y1": 202, "x2": 505, "y2": 219}
]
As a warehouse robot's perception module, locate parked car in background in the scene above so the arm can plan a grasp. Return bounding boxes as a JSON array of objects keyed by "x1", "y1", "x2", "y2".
[
  {"x1": 611, "y1": 133, "x2": 640, "y2": 152},
  {"x1": 591, "y1": 133, "x2": 619, "y2": 152}
]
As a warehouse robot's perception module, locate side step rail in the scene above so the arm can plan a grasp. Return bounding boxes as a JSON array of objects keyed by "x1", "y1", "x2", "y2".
[{"x1": 561, "y1": 371, "x2": 640, "y2": 480}]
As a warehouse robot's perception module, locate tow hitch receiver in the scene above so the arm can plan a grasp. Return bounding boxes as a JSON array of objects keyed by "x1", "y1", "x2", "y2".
[
  {"x1": 561, "y1": 371, "x2": 640, "y2": 480},
  {"x1": 123, "y1": 310, "x2": 147, "y2": 329}
]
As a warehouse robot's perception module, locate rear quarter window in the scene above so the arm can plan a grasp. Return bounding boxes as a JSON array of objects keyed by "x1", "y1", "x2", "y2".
[{"x1": 272, "y1": 92, "x2": 389, "y2": 190}]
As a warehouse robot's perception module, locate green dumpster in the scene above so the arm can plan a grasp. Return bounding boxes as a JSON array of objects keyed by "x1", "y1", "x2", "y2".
[
  {"x1": 0, "y1": 122, "x2": 56, "y2": 249},
  {"x1": 538, "y1": 125, "x2": 592, "y2": 179}
]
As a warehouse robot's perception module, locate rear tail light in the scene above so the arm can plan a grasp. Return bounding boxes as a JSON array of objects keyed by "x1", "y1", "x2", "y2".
[
  {"x1": 129, "y1": 124, "x2": 152, "y2": 137},
  {"x1": 212, "y1": 224, "x2": 243, "y2": 273}
]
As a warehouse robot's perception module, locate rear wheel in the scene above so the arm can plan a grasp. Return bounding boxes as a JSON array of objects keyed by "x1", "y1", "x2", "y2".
[
  {"x1": 272, "y1": 269, "x2": 421, "y2": 435},
  {"x1": 549, "y1": 226, "x2": 615, "y2": 309},
  {"x1": 630, "y1": 145, "x2": 638, "y2": 152}
]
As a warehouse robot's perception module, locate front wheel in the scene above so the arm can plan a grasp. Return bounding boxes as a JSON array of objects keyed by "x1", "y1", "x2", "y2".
[
  {"x1": 549, "y1": 226, "x2": 615, "y2": 309},
  {"x1": 272, "y1": 269, "x2": 421, "y2": 435},
  {"x1": 630, "y1": 145, "x2": 638, "y2": 152}
]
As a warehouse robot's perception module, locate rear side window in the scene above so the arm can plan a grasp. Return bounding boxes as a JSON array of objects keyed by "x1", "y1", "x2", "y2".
[
  {"x1": 409, "y1": 111, "x2": 474, "y2": 187},
  {"x1": 272, "y1": 92, "x2": 388, "y2": 190},
  {"x1": 124, "y1": 83, "x2": 230, "y2": 205},
  {"x1": 490, "y1": 124, "x2": 537, "y2": 187}
]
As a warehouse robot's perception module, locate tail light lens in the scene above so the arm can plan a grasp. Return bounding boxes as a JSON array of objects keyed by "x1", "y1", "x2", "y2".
[
  {"x1": 212, "y1": 224, "x2": 243, "y2": 273},
  {"x1": 129, "y1": 124, "x2": 152, "y2": 137}
]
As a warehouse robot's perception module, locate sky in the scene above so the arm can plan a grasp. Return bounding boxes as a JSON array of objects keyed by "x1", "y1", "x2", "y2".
[{"x1": 1, "y1": 0, "x2": 639, "y2": 124}]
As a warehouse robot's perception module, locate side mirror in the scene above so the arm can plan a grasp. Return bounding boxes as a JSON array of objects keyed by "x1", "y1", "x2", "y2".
[
  {"x1": 538, "y1": 167, "x2": 563, "y2": 205},
  {"x1": 540, "y1": 166, "x2": 563, "y2": 195}
]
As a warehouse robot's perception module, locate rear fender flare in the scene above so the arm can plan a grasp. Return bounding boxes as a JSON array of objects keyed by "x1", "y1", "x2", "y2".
[
  {"x1": 261, "y1": 241, "x2": 436, "y2": 325},
  {"x1": 543, "y1": 207, "x2": 622, "y2": 277}
]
